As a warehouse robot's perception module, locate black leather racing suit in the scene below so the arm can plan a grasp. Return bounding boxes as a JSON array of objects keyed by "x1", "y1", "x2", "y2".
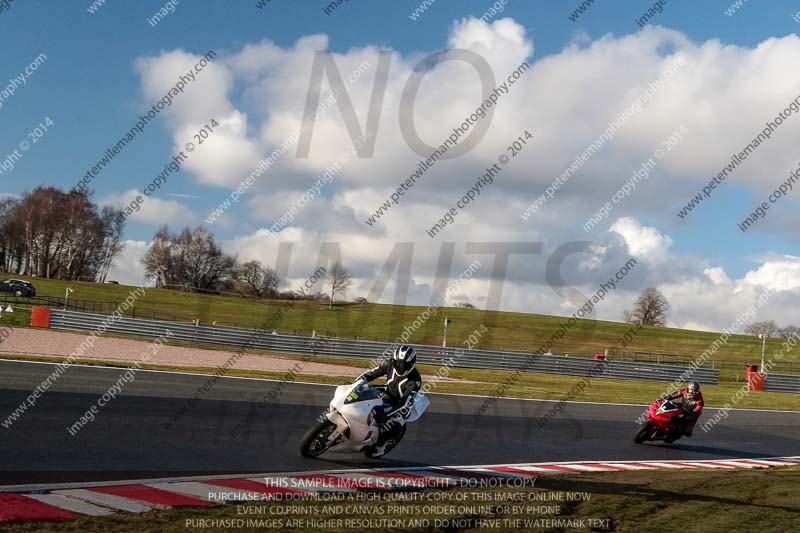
[{"x1": 357, "y1": 360, "x2": 422, "y2": 420}]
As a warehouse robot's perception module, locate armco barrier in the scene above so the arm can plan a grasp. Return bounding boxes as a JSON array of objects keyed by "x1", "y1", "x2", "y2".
[
  {"x1": 764, "y1": 373, "x2": 800, "y2": 394},
  {"x1": 48, "y1": 310, "x2": 720, "y2": 385}
]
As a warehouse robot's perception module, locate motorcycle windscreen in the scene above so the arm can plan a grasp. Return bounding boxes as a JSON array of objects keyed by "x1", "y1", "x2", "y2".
[
  {"x1": 344, "y1": 387, "x2": 382, "y2": 404},
  {"x1": 406, "y1": 393, "x2": 430, "y2": 422},
  {"x1": 657, "y1": 400, "x2": 680, "y2": 414}
]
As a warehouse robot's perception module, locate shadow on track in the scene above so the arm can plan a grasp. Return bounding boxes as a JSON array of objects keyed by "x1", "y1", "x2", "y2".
[{"x1": 634, "y1": 443, "x2": 780, "y2": 459}]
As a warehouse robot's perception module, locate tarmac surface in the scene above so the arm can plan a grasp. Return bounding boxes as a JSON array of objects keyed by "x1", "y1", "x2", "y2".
[{"x1": 1, "y1": 359, "x2": 797, "y2": 485}]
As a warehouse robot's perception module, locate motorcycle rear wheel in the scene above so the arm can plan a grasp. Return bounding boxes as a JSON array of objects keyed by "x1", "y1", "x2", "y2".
[
  {"x1": 300, "y1": 419, "x2": 338, "y2": 458},
  {"x1": 634, "y1": 422, "x2": 652, "y2": 444}
]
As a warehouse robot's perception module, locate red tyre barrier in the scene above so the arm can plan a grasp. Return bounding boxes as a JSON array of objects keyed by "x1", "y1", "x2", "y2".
[
  {"x1": 30, "y1": 307, "x2": 51, "y2": 328},
  {"x1": 746, "y1": 364, "x2": 765, "y2": 391}
]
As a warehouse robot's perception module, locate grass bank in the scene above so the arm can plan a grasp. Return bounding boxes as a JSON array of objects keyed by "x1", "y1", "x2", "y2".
[{"x1": 3, "y1": 273, "x2": 798, "y2": 377}]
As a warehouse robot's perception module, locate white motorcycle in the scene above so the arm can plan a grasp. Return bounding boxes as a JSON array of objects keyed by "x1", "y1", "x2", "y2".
[{"x1": 299, "y1": 382, "x2": 429, "y2": 458}]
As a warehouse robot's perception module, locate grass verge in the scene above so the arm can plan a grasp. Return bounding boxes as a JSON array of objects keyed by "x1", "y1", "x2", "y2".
[{"x1": 5, "y1": 271, "x2": 799, "y2": 374}]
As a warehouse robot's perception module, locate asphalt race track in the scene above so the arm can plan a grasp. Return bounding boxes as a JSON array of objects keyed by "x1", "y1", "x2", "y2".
[{"x1": 1, "y1": 359, "x2": 798, "y2": 486}]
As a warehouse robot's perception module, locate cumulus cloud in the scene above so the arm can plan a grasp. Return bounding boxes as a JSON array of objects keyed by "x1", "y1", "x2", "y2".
[
  {"x1": 610, "y1": 217, "x2": 673, "y2": 263},
  {"x1": 133, "y1": 20, "x2": 800, "y2": 228},
  {"x1": 99, "y1": 189, "x2": 195, "y2": 226},
  {"x1": 741, "y1": 255, "x2": 800, "y2": 292},
  {"x1": 106, "y1": 240, "x2": 150, "y2": 286},
  {"x1": 135, "y1": 50, "x2": 263, "y2": 187},
  {"x1": 704, "y1": 267, "x2": 731, "y2": 286},
  {"x1": 129, "y1": 19, "x2": 800, "y2": 333}
]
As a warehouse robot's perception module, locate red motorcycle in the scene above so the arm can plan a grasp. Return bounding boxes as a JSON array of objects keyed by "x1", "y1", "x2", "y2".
[{"x1": 634, "y1": 399, "x2": 686, "y2": 444}]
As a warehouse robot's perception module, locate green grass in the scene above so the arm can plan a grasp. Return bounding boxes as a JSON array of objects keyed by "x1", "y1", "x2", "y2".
[
  {"x1": 4, "y1": 466, "x2": 798, "y2": 532},
  {"x1": 5, "y1": 272, "x2": 800, "y2": 379},
  {"x1": 3, "y1": 352, "x2": 798, "y2": 411}
]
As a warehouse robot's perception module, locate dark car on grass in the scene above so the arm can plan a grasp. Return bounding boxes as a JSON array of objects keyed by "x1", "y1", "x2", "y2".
[{"x1": 0, "y1": 279, "x2": 36, "y2": 297}]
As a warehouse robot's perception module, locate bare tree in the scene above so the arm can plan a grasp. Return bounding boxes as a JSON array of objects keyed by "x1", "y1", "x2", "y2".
[
  {"x1": 778, "y1": 325, "x2": 800, "y2": 339},
  {"x1": 0, "y1": 187, "x2": 122, "y2": 281},
  {"x1": 143, "y1": 226, "x2": 173, "y2": 288},
  {"x1": 236, "y1": 260, "x2": 281, "y2": 297},
  {"x1": 97, "y1": 206, "x2": 126, "y2": 283},
  {"x1": 745, "y1": 320, "x2": 779, "y2": 338},
  {"x1": 0, "y1": 196, "x2": 21, "y2": 272},
  {"x1": 142, "y1": 226, "x2": 237, "y2": 293},
  {"x1": 624, "y1": 287, "x2": 669, "y2": 326},
  {"x1": 327, "y1": 262, "x2": 352, "y2": 310}
]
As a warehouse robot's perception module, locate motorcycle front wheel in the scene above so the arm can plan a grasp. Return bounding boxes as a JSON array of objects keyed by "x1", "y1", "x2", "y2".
[
  {"x1": 299, "y1": 419, "x2": 338, "y2": 458},
  {"x1": 633, "y1": 422, "x2": 652, "y2": 444}
]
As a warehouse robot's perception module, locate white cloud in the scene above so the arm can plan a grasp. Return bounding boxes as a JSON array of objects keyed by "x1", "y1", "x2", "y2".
[
  {"x1": 100, "y1": 189, "x2": 195, "y2": 226},
  {"x1": 219, "y1": 215, "x2": 800, "y2": 333},
  {"x1": 134, "y1": 21, "x2": 800, "y2": 233},
  {"x1": 741, "y1": 255, "x2": 800, "y2": 292},
  {"x1": 135, "y1": 50, "x2": 262, "y2": 187},
  {"x1": 704, "y1": 267, "x2": 731, "y2": 286},
  {"x1": 106, "y1": 240, "x2": 149, "y2": 286},
  {"x1": 130, "y1": 21, "x2": 800, "y2": 334},
  {"x1": 610, "y1": 217, "x2": 673, "y2": 263}
]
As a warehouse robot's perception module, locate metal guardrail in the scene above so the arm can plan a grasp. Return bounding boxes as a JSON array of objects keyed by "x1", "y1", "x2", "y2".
[
  {"x1": 48, "y1": 310, "x2": 720, "y2": 385},
  {"x1": 764, "y1": 373, "x2": 800, "y2": 394}
]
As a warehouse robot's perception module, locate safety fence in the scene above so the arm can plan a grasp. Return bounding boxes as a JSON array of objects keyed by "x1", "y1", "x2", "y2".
[
  {"x1": 45, "y1": 310, "x2": 720, "y2": 385},
  {"x1": 0, "y1": 293, "x2": 120, "y2": 315},
  {"x1": 764, "y1": 373, "x2": 800, "y2": 394}
]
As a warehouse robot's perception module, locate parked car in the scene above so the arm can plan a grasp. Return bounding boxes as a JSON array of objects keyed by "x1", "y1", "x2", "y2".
[
  {"x1": 0, "y1": 279, "x2": 36, "y2": 297},
  {"x1": 105, "y1": 280, "x2": 120, "y2": 284}
]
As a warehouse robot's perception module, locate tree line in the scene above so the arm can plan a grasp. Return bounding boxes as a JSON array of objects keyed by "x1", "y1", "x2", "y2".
[
  {"x1": 0, "y1": 187, "x2": 124, "y2": 282},
  {"x1": 623, "y1": 288, "x2": 796, "y2": 339},
  {"x1": 744, "y1": 321, "x2": 800, "y2": 339},
  {"x1": 143, "y1": 225, "x2": 354, "y2": 306}
]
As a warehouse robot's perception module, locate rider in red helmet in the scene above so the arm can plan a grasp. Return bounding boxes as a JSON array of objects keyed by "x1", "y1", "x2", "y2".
[{"x1": 666, "y1": 382, "x2": 704, "y2": 437}]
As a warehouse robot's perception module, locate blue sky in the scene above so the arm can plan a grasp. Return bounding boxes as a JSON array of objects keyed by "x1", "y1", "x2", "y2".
[{"x1": 2, "y1": 0, "x2": 799, "y2": 329}]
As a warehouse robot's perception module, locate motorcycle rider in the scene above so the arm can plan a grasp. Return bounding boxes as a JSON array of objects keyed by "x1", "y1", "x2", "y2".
[
  {"x1": 354, "y1": 345, "x2": 422, "y2": 446},
  {"x1": 666, "y1": 382, "x2": 704, "y2": 437}
]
